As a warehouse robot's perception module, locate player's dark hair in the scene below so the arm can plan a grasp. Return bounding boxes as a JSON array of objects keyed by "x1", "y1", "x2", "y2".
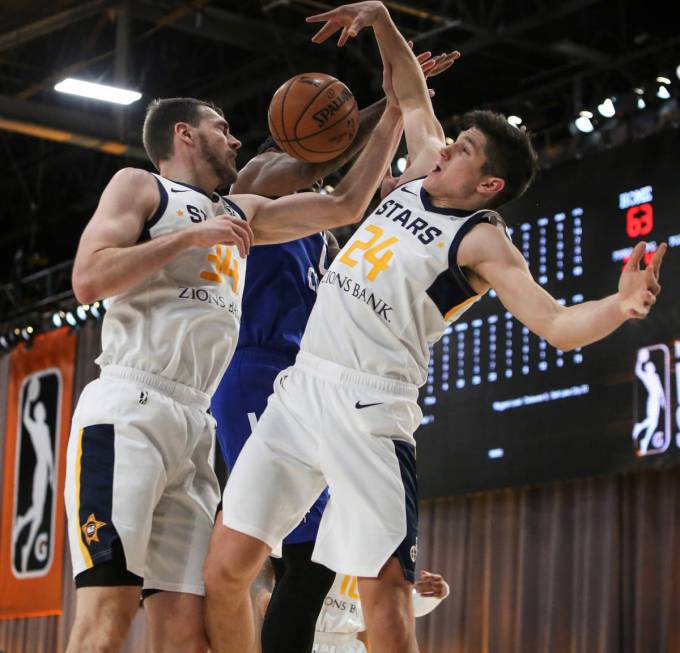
[
  {"x1": 461, "y1": 110, "x2": 538, "y2": 208},
  {"x1": 256, "y1": 136, "x2": 282, "y2": 155},
  {"x1": 143, "y1": 97, "x2": 223, "y2": 169}
]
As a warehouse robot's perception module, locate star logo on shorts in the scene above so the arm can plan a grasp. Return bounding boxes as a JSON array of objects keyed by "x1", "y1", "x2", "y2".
[{"x1": 81, "y1": 513, "x2": 107, "y2": 546}]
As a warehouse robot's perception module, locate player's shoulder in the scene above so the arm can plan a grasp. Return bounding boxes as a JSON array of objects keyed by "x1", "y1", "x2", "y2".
[
  {"x1": 458, "y1": 215, "x2": 515, "y2": 268},
  {"x1": 102, "y1": 167, "x2": 159, "y2": 213},
  {"x1": 109, "y1": 166, "x2": 156, "y2": 189},
  {"x1": 224, "y1": 192, "x2": 268, "y2": 221}
]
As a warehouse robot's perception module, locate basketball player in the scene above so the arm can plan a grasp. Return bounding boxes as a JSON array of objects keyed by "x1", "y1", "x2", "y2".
[
  {"x1": 63, "y1": 89, "x2": 404, "y2": 653},
  {"x1": 205, "y1": 3, "x2": 668, "y2": 653},
  {"x1": 212, "y1": 50, "x2": 456, "y2": 653}
]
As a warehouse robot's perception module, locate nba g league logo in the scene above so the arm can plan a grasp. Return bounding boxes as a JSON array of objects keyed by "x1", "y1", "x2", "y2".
[{"x1": 11, "y1": 370, "x2": 62, "y2": 578}]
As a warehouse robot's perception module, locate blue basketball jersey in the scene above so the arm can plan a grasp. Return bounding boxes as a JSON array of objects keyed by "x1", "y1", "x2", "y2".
[
  {"x1": 211, "y1": 233, "x2": 330, "y2": 545},
  {"x1": 236, "y1": 233, "x2": 329, "y2": 354}
]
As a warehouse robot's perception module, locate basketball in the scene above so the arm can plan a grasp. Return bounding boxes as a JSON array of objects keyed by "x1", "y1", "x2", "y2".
[{"x1": 268, "y1": 72, "x2": 359, "y2": 163}]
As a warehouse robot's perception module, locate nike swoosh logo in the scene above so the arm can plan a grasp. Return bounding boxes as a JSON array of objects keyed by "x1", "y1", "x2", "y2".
[
  {"x1": 170, "y1": 188, "x2": 190, "y2": 193},
  {"x1": 355, "y1": 401, "x2": 383, "y2": 409},
  {"x1": 401, "y1": 187, "x2": 416, "y2": 195}
]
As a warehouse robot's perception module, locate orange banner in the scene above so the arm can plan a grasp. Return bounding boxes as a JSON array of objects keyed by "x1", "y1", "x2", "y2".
[{"x1": 0, "y1": 328, "x2": 76, "y2": 619}]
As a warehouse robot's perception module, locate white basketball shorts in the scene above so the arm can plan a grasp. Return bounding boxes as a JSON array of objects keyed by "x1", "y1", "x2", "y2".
[
  {"x1": 64, "y1": 365, "x2": 220, "y2": 595},
  {"x1": 313, "y1": 632, "x2": 366, "y2": 653},
  {"x1": 221, "y1": 352, "x2": 422, "y2": 580}
]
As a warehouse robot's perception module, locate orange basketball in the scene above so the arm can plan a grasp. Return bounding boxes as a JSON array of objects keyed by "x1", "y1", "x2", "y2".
[{"x1": 268, "y1": 72, "x2": 359, "y2": 163}]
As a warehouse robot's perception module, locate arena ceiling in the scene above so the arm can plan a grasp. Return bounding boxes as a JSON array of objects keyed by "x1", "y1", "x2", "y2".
[{"x1": 0, "y1": 0, "x2": 678, "y2": 312}]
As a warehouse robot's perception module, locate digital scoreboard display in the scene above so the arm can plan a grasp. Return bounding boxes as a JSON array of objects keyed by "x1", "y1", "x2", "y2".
[{"x1": 417, "y1": 129, "x2": 680, "y2": 498}]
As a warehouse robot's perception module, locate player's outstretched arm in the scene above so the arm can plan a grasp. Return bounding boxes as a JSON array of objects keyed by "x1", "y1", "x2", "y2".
[
  {"x1": 72, "y1": 168, "x2": 253, "y2": 303},
  {"x1": 460, "y1": 223, "x2": 667, "y2": 352},
  {"x1": 239, "y1": 101, "x2": 403, "y2": 244},
  {"x1": 307, "y1": 2, "x2": 459, "y2": 179}
]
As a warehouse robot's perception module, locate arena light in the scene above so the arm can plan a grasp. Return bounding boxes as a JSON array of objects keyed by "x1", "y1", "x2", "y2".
[
  {"x1": 676, "y1": 64, "x2": 680, "y2": 80},
  {"x1": 51, "y1": 311, "x2": 64, "y2": 327},
  {"x1": 65, "y1": 311, "x2": 77, "y2": 327},
  {"x1": 597, "y1": 97, "x2": 616, "y2": 118},
  {"x1": 89, "y1": 302, "x2": 102, "y2": 320},
  {"x1": 445, "y1": 136, "x2": 454, "y2": 145},
  {"x1": 574, "y1": 111, "x2": 594, "y2": 133},
  {"x1": 508, "y1": 115, "x2": 523, "y2": 127},
  {"x1": 656, "y1": 76, "x2": 671, "y2": 85},
  {"x1": 657, "y1": 85, "x2": 671, "y2": 100},
  {"x1": 396, "y1": 156, "x2": 407, "y2": 173},
  {"x1": 54, "y1": 78, "x2": 142, "y2": 105}
]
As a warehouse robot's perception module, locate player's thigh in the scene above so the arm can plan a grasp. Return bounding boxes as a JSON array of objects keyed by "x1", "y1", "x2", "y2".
[
  {"x1": 221, "y1": 383, "x2": 326, "y2": 550},
  {"x1": 317, "y1": 432, "x2": 418, "y2": 580},
  {"x1": 144, "y1": 410, "x2": 220, "y2": 595}
]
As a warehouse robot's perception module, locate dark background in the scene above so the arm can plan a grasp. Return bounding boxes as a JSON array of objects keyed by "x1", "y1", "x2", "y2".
[{"x1": 418, "y1": 128, "x2": 680, "y2": 498}]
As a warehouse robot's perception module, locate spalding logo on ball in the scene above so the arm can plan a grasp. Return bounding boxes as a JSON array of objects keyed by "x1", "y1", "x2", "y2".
[{"x1": 268, "y1": 72, "x2": 359, "y2": 163}]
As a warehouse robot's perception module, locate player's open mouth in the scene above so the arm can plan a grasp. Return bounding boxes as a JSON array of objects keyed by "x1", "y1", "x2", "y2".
[{"x1": 433, "y1": 164, "x2": 442, "y2": 173}]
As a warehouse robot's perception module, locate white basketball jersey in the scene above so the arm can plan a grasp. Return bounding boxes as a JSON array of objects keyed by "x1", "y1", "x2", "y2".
[
  {"x1": 316, "y1": 574, "x2": 364, "y2": 635},
  {"x1": 96, "y1": 174, "x2": 246, "y2": 395},
  {"x1": 301, "y1": 177, "x2": 502, "y2": 386}
]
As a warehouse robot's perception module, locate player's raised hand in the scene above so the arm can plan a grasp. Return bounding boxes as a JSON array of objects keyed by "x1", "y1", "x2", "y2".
[
  {"x1": 618, "y1": 241, "x2": 666, "y2": 318},
  {"x1": 187, "y1": 214, "x2": 254, "y2": 258},
  {"x1": 424, "y1": 51, "x2": 461, "y2": 78},
  {"x1": 307, "y1": 1, "x2": 388, "y2": 47},
  {"x1": 415, "y1": 570, "x2": 449, "y2": 599}
]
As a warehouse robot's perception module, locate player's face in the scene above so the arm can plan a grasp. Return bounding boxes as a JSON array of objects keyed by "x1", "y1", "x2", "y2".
[
  {"x1": 196, "y1": 108, "x2": 241, "y2": 185},
  {"x1": 422, "y1": 128, "x2": 490, "y2": 200}
]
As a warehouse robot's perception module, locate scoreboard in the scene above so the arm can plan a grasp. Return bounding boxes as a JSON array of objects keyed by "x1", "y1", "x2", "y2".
[{"x1": 417, "y1": 128, "x2": 680, "y2": 498}]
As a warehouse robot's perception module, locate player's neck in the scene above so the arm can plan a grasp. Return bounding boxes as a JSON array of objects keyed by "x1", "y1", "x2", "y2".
[
  {"x1": 428, "y1": 192, "x2": 487, "y2": 213},
  {"x1": 159, "y1": 159, "x2": 218, "y2": 196}
]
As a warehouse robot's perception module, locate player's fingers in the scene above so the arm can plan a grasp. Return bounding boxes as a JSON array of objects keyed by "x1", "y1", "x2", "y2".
[
  {"x1": 338, "y1": 26, "x2": 352, "y2": 46},
  {"x1": 224, "y1": 230, "x2": 246, "y2": 258},
  {"x1": 407, "y1": 40, "x2": 414, "y2": 50},
  {"x1": 416, "y1": 50, "x2": 433, "y2": 63},
  {"x1": 643, "y1": 290, "x2": 657, "y2": 306},
  {"x1": 306, "y1": 10, "x2": 338, "y2": 23},
  {"x1": 311, "y1": 22, "x2": 342, "y2": 44},
  {"x1": 231, "y1": 220, "x2": 254, "y2": 253},
  {"x1": 625, "y1": 241, "x2": 646, "y2": 271},
  {"x1": 651, "y1": 242, "x2": 667, "y2": 277},
  {"x1": 645, "y1": 269, "x2": 661, "y2": 294}
]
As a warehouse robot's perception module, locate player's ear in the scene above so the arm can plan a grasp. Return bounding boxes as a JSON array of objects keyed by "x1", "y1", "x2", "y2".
[
  {"x1": 175, "y1": 121, "x2": 193, "y2": 145},
  {"x1": 478, "y1": 176, "x2": 504, "y2": 197}
]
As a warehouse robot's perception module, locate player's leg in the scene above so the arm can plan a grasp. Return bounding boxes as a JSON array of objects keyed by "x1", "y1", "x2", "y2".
[
  {"x1": 63, "y1": 378, "x2": 170, "y2": 652},
  {"x1": 358, "y1": 558, "x2": 417, "y2": 653},
  {"x1": 261, "y1": 537, "x2": 335, "y2": 653},
  {"x1": 204, "y1": 524, "x2": 272, "y2": 653},
  {"x1": 143, "y1": 405, "x2": 221, "y2": 652},
  {"x1": 144, "y1": 591, "x2": 208, "y2": 653},
  {"x1": 311, "y1": 376, "x2": 421, "y2": 653},
  {"x1": 66, "y1": 544, "x2": 143, "y2": 653},
  {"x1": 205, "y1": 369, "x2": 327, "y2": 653}
]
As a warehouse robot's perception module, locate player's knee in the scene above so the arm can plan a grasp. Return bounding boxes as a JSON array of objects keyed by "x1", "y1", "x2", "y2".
[
  {"x1": 71, "y1": 604, "x2": 137, "y2": 652},
  {"x1": 203, "y1": 551, "x2": 250, "y2": 596}
]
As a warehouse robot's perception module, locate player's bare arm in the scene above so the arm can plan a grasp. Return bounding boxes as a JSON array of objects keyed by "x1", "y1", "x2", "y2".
[
  {"x1": 307, "y1": 1, "x2": 459, "y2": 180},
  {"x1": 232, "y1": 46, "x2": 450, "y2": 198},
  {"x1": 72, "y1": 167, "x2": 254, "y2": 304},
  {"x1": 232, "y1": 95, "x2": 403, "y2": 244},
  {"x1": 459, "y1": 222, "x2": 667, "y2": 352}
]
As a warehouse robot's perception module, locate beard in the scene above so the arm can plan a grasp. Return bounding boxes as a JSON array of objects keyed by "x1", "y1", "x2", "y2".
[{"x1": 198, "y1": 132, "x2": 237, "y2": 186}]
